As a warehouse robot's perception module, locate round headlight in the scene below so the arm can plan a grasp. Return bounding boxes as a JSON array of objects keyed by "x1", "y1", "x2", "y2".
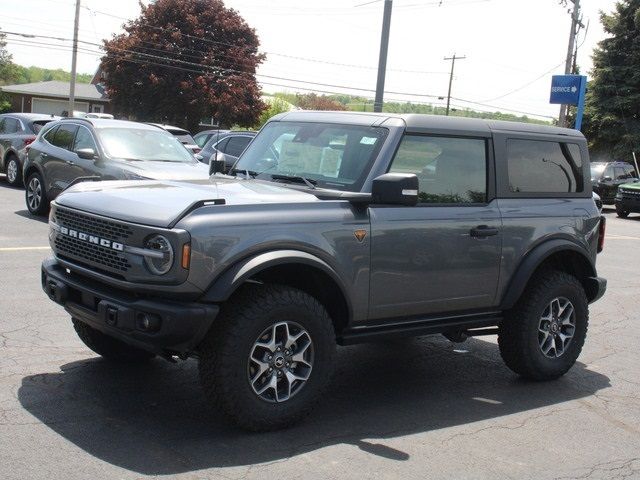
[{"x1": 144, "y1": 234, "x2": 174, "y2": 275}]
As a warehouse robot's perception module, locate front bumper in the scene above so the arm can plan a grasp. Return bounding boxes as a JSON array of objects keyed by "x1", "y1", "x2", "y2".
[
  {"x1": 42, "y1": 257, "x2": 218, "y2": 355},
  {"x1": 614, "y1": 196, "x2": 640, "y2": 212}
]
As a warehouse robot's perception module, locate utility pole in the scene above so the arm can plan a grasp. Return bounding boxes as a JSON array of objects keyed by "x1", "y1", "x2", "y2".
[
  {"x1": 444, "y1": 54, "x2": 465, "y2": 116},
  {"x1": 373, "y1": 0, "x2": 393, "y2": 113},
  {"x1": 558, "y1": 0, "x2": 581, "y2": 127},
  {"x1": 69, "y1": 0, "x2": 81, "y2": 116}
]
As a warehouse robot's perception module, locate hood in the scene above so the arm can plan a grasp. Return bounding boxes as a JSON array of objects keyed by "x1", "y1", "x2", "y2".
[
  {"x1": 54, "y1": 176, "x2": 321, "y2": 227},
  {"x1": 117, "y1": 159, "x2": 210, "y2": 181},
  {"x1": 619, "y1": 181, "x2": 640, "y2": 191}
]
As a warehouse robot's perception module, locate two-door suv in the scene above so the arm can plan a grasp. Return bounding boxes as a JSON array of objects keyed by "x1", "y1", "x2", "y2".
[{"x1": 41, "y1": 112, "x2": 606, "y2": 431}]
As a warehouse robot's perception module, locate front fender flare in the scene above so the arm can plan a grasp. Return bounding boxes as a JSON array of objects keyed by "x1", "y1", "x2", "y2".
[
  {"x1": 499, "y1": 239, "x2": 596, "y2": 310},
  {"x1": 201, "y1": 249, "x2": 349, "y2": 305}
]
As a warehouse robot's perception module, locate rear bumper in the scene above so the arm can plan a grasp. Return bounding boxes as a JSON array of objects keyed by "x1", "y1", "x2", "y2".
[
  {"x1": 586, "y1": 276, "x2": 607, "y2": 304},
  {"x1": 42, "y1": 257, "x2": 218, "y2": 355}
]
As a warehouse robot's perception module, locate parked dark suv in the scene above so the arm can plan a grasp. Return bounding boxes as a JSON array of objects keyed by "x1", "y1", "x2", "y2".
[
  {"x1": 41, "y1": 112, "x2": 606, "y2": 431},
  {"x1": 0, "y1": 113, "x2": 59, "y2": 187},
  {"x1": 23, "y1": 118, "x2": 209, "y2": 215},
  {"x1": 591, "y1": 161, "x2": 638, "y2": 204}
]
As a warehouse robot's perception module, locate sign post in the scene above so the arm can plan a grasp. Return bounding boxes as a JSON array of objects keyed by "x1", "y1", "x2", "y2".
[{"x1": 550, "y1": 75, "x2": 587, "y2": 130}]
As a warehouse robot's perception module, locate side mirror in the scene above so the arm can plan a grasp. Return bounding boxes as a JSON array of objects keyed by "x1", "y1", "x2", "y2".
[
  {"x1": 194, "y1": 153, "x2": 204, "y2": 162},
  {"x1": 372, "y1": 173, "x2": 419, "y2": 206},
  {"x1": 209, "y1": 153, "x2": 228, "y2": 175},
  {"x1": 601, "y1": 176, "x2": 612, "y2": 182},
  {"x1": 76, "y1": 148, "x2": 97, "y2": 160}
]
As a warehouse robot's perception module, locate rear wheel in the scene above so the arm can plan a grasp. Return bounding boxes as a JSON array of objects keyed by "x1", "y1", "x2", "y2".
[
  {"x1": 198, "y1": 284, "x2": 336, "y2": 431},
  {"x1": 72, "y1": 319, "x2": 156, "y2": 362},
  {"x1": 5, "y1": 154, "x2": 23, "y2": 187},
  {"x1": 498, "y1": 270, "x2": 588, "y2": 380},
  {"x1": 25, "y1": 171, "x2": 49, "y2": 216},
  {"x1": 615, "y1": 205, "x2": 630, "y2": 218}
]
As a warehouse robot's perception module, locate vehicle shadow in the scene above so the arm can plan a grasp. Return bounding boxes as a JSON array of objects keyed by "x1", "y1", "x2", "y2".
[
  {"x1": 14, "y1": 209, "x2": 48, "y2": 223},
  {"x1": 18, "y1": 336, "x2": 609, "y2": 474}
]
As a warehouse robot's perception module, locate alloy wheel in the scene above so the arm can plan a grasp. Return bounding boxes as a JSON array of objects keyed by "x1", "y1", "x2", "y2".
[
  {"x1": 247, "y1": 321, "x2": 314, "y2": 403},
  {"x1": 27, "y1": 176, "x2": 42, "y2": 211},
  {"x1": 538, "y1": 297, "x2": 576, "y2": 358},
  {"x1": 7, "y1": 159, "x2": 18, "y2": 184}
]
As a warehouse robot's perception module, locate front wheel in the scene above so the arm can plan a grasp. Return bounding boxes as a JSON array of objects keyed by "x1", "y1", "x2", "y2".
[
  {"x1": 615, "y1": 205, "x2": 630, "y2": 218},
  {"x1": 25, "y1": 171, "x2": 49, "y2": 215},
  {"x1": 198, "y1": 284, "x2": 336, "y2": 431},
  {"x1": 498, "y1": 270, "x2": 588, "y2": 380}
]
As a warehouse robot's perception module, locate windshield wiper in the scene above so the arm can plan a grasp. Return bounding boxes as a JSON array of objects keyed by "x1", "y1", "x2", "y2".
[
  {"x1": 229, "y1": 168, "x2": 258, "y2": 178},
  {"x1": 270, "y1": 174, "x2": 317, "y2": 189}
]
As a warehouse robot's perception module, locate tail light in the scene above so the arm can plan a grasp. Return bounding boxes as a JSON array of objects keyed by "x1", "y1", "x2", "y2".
[
  {"x1": 193, "y1": 147, "x2": 202, "y2": 154},
  {"x1": 597, "y1": 215, "x2": 606, "y2": 253},
  {"x1": 23, "y1": 136, "x2": 36, "y2": 147}
]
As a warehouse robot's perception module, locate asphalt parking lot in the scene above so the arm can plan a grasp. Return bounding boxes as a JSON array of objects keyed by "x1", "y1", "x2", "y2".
[{"x1": 1, "y1": 177, "x2": 639, "y2": 480}]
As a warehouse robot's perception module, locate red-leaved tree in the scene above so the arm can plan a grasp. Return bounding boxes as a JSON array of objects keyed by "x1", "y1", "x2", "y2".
[{"x1": 101, "y1": 0, "x2": 265, "y2": 131}]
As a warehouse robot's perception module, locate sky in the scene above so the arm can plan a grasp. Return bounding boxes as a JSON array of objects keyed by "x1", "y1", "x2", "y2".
[{"x1": 1, "y1": 0, "x2": 620, "y2": 120}]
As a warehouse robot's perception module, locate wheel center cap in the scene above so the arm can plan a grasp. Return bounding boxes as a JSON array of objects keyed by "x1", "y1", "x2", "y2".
[
  {"x1": 273, "y1": 355, "x2": 285, "y2": 368},
  {"x1": 550, "y1": 322, "x2": 559, "y2": 333}
]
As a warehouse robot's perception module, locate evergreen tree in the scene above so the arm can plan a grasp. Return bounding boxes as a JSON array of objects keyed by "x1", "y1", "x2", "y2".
[{"x1": 583, "y1": 0, "x2": 640, "y2": 159}]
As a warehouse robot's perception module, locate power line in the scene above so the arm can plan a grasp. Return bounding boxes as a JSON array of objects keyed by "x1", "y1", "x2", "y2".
[{"x1": 481, "y1": 61, "x2": 565, "y2": 102}]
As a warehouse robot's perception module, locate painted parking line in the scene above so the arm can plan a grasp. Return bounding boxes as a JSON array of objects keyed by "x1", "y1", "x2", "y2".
[
  {"x1": 0, "y1": 246, "x2": 50, "y2": 252},
  {"x1": 607, "y1": 235, "x2": 640, "y2": 240}
]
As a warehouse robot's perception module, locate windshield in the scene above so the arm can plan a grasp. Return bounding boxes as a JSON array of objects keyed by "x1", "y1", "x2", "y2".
[
  {"x1": 590, "y1": 163, "x2": 606, "y2": 178},
  {"x1": 97, "y1": 128, "x2": 196, "y2": 163},
  {"x1": 235, "y1": 122, "x2": 387, "y2": 191}
]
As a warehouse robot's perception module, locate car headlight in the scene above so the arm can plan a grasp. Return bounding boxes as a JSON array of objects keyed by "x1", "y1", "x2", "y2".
[{"x1": 144, "y1": 234, "x2": 174, "y2": 275}]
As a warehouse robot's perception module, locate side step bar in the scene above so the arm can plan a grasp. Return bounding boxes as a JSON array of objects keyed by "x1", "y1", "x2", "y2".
[{"x1": 337, "y1": 314, "x2": 502, "y2": 345}]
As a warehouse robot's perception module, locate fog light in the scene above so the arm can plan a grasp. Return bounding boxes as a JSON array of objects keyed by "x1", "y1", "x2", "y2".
[{"x1": 136, "y1": 313, "x2": 161, "y2": 332}]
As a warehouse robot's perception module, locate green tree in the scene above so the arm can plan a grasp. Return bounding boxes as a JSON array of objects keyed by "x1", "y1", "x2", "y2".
[
  {"x1": 256, "y1": 96, "x2": 291, "y2": 127},
  {"x1": 0, "y1": 29, "x2": 15, "y2": 112},
  {"x1": 101, "y1": 0, "x2": 265, "y2": 131},
  {"x1": 582, "y1": 0, "x2": 640, "y2": 159}
]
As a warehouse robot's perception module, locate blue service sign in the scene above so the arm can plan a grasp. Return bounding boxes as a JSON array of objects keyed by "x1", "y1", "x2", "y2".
[{"x1": 550, "y1": 75, "x2": 585, "y2": 105}]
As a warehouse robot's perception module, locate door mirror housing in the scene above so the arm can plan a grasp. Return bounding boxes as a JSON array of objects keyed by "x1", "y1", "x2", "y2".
[
  {"x1": 601, "y1": 176, "x2": 612, "y2": 182},
  {"x1": 372, "y1": 173, "x2": 419, "y2": 206},
  {"x1": 76, "y1": 148, "x2": 97, "y2": 160},
  {"x1": 209, "y1": 153, "x2": 229, "y2": 175}
]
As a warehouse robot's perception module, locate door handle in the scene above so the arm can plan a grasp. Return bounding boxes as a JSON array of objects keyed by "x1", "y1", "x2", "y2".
[{"x1": 470, "y1": 225, "x2": 499, "y2": 238}]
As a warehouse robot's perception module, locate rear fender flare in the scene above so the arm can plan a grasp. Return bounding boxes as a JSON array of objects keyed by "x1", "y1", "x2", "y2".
[{"x1": 500, "y1": 239, "x2": 596, "y2": 310}]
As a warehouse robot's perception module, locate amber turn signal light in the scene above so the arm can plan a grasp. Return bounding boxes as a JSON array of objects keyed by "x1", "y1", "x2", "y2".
[{"x1": 181, "y1": 243, "x2": 191, "y2": 269}]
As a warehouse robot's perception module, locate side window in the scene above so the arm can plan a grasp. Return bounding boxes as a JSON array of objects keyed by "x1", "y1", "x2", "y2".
[
  {"x1": 614, "y1": 167, "x2": 627, "y2": 180},
  {"x1": 215, "y1": 137, "x2": 230, "y2": 153},
  {"x1": 603, "y1": 165, "x2": 614, "y2": 180},
  {"x1": 74, "y1": 126, "x2": 98, "y2": 152},
  {"x1": 195, "y1": 134, "x2": 210, "y2": 148},
  {"x1": 506, "y1": 140, "x2": 583, "y2": 193},
  {"x1": 225, "y1": 136, "x2": 252, "y2": 157},
  {"x1": 43, "y1": 125, "x2": 59, "y2": 144},
  {"x1": 389, "y1": 135, "x2": 487, "y2": 204},
  {"x1": 0, "y1": 119, "x2": 5, "y2": 134},
  {"x1": 51, "y1": 124, "x2": 78, "y2": 150},
  {"x1": 628, "y1": 165, "x2": 638, "y2": 178},
  {"x1": 4, "y1": 118, "x2": 20, "y2": 134}
]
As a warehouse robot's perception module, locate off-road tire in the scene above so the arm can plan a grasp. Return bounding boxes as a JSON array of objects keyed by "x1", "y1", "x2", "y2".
[
  {"x1": 615, "y1": 205, "x2": 630, "y2": 218},
  {"x1": 498, "y1": 269, "x2": 588, "y2": 380},
  {"x1": 72, "y1": 318, "x2": 156, "y2": 362},
  {"x1": 25, "y1": 171, "x2": 49, "y2": 216},
  {"x1": 5, "y1": 154, "x2": 23, "y2": 187},
  {"x1": 198, "y1": 284, "x2": 337, "y2": 431}
]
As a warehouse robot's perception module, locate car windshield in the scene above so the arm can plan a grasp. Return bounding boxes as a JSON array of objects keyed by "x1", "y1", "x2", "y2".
[
  {"x1": 235, "y1": 121, "x2": 387, "y2": 191},
  {"x1": 97, "y1": 128, "x2": 196, "y2": 163}
]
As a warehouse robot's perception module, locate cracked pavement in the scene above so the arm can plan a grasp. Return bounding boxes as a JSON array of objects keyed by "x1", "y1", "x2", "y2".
[{"x1": 0, "y1": 180, "x2": 639, "y2": 480}]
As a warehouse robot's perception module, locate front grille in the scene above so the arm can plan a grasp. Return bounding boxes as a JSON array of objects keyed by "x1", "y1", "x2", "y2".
[
  {"x1": 53, "y1": 207, "x2": 133, "y2": 274},
  {"x1": 54, "y1": 235, "x2": 131, "y2": 271},
  {"x1": 55, "y1": 208, "x2": 133, "y2": 241}
]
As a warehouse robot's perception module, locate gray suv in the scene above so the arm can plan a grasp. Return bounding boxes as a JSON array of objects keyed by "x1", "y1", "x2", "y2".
[
  {"x1": 23, "y1": 118, "x2": 209, "y2": 215},
  {"x1": 40, "y1": 112, "x2": 606, "y2": 431}
]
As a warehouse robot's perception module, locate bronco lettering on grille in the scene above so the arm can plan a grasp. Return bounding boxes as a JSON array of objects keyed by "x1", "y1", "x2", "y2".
[{"x1": 59, "y1": 226, "x2": 124, "y2": 251}]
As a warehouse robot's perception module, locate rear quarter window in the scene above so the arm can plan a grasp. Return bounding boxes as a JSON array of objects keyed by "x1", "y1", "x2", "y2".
[{"x1": 506, "y1": 139, "x2": 584, "y2": 193}]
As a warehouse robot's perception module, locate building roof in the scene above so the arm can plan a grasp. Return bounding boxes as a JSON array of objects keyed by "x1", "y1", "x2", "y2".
[{"x1": 0, "y1": 80, "x2": 109, "y2": 102}]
